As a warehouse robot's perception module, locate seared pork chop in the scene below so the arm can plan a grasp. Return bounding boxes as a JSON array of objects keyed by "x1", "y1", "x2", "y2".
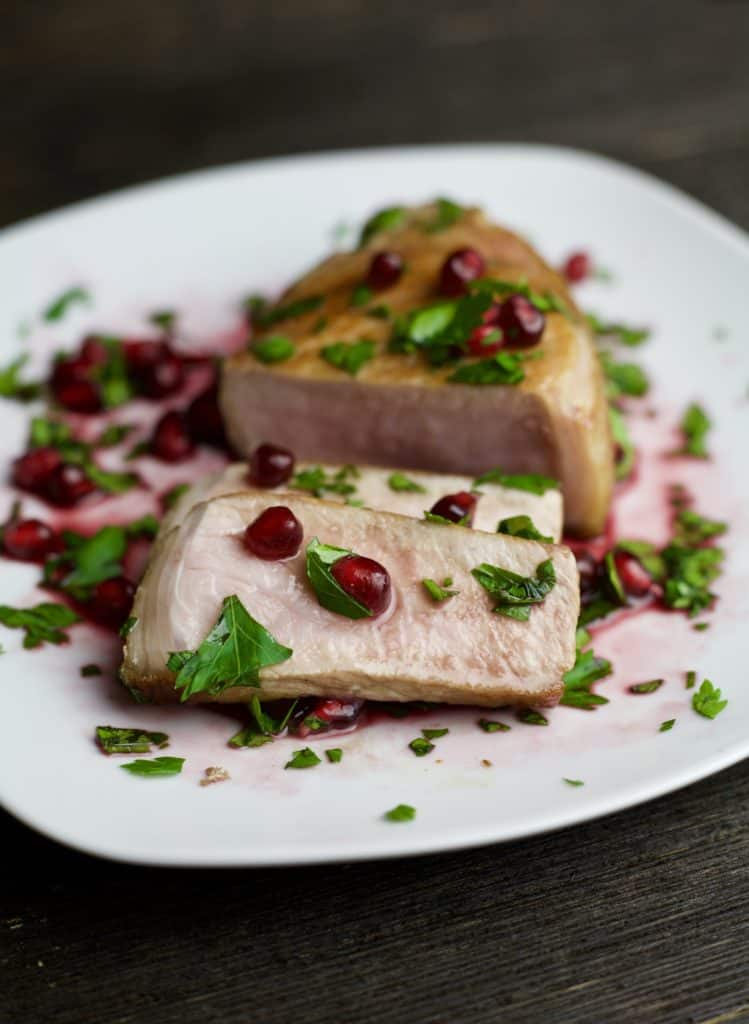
[
  {"x1": 122, "y1": 492, "x2": 579, "y2": 707},
  {"x1": 221, "y1": 202, "x2": 613, "y2": 536}
]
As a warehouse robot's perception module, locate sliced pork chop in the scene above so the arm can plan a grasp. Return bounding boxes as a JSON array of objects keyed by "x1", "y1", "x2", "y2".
[
  {"x1": 221, "y1": 202, "x2": 613, "y2": 536},
  {"x1": 122, "y1": 492, "x2": 579, "y2": 707},
  {"x1": 164, "y1": 462, "x2": 563, "y2": 541}
]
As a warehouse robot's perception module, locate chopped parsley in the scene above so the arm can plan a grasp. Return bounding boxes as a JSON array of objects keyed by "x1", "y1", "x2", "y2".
[
  {"x1": 563, "y1": 778, "x2": 584, "y2": 787},
  {"x1": 359, "y1": 206, "x2": 405, "y2": 246},
  {"x1": 148, "y1": 309, "x2": 176, "y2": 331},
  {"x1": 629, "y1": 679, "x2": 664, "y2": 694},
  {"x1": 321, "y1": 339, "x2": 376, "y2": 376},
  {"x1": 448, "y1": 351, "x2": 526, "y2": 386},
  {"x1": 0, "y1": 602, "x2": 79, "y2": 648},
  {"x1": 43, "y1": 524, "x2": 152, "y2": 602},
  {"x1": 387, "y1": 472, "x2": 426, "y2": 493},
  {"x1": 674, "y1": 508, "x2": 726, "y2": 546},
  {"x1": 661, "y1": 541, "x2": 723, "y2": 617},
  {"x1": 615, "y1": 539, "x2": 665, "y2": 581},
  {"x1": 497, "y1": 515, "x2": 552, "y2": 543},
  {"x1": 586, "y1": 313, "x2": 650, "y2": 347},
  {"x1": 326, "y1": 748, "x2": 343, "y2": 763},
  {"x1": 250, "y1": 294, "x2": 323, "y2": 328},
  {"x1": 601, "y1": 353, "x2": 649, "y2": 398},
  {"x1": 692, "y1": 679, "x2": 727, "y2": 719},
  {"x1": 253, "y1": 335, "x2": 296, "y2": 364},
  {"x1": 163, "y1": 482, "x2": 190, "y2": 510},
  {"x1": 121, "y1": 756, "x2": 184, "y2": 777},
  {"x1": 478, "y1": 719, "x2": 510, "y2": 733},
  {"x1": 312, "y1": 315, "x2": 328, "y2": 334},
  {"x1": 27, "y1": 416, "x2": 136, "y2": 493},
  {"x1": 560, "y1": 647, "x2": 612, "y2": 710},
  {"x1": 423, "y1": 511, "x2": 469, "y2": 526},
  {"x1": 409, "y1": 737, "x2": 435, "y2": 756},
  {"x1": 167, "y1": 595, "x2": 292, "y2": 701},
  {"x1": 229, "y1": 697, "x2": 298, "y2": 747},
  {"x1": 422, "y1": 578, "x2": 458, "y2": 602},
  {"x1": 384, "y1": 803, "x2": 416, "y2": 822},
  {"x1": 472, "y1": 558, "x2": 556, "y2": 620},
  {"x1": 305, "y1": 538, "x2": 371, "y2": 619},
  {"x1": 97, "y1": 423, "x2": 135, "y2": 447},
  {"x1": 0, "y1": 355, "x2": 41, "y2": 402},
  {"x1": 285, "y1": 747, "x2": 321, "y2": 770},
  {"x1": 469, "y1": 277, "x2": 569, "y2": 316},
  {"x1": 517, "y1": 709, "x2": 548, "y2": 726},
  {"x1": 610, "y1": 406, "x2": 635, "y2": 481},
  {"x1": 367, "y1": 305, "x2": 391, "y2": 320},
  {"x1": 120, "y1": 616, "x2": 138, "y2": 639},
  {"x1": 686, "y1": 670, "x2": 697, "y2": 689},
  {"x1": 473, "y1": 468, "x2": 559, "y2": 495},
  {"x1": 422, "y1": 198, "x2": 465, "y2": 234},
  {"x1": 660, "y1": 719, "x2": 676, "y2": 732},
  {"x1": 674, "y1": 403, "x2": 711, "y2": 458},
  {"x1": 422, "y1": 727, "x2": 448, "y2": 739},
  {"x1": 350, "y1": 285, "x2": 374, "y2": 308},
  {"x1": 43, "y1": 286, "x2": 91, "y2": 322},
  {"x1": 96, "y1": 726, "x2": 169, "y2": 755},
  {"x1": 291, "y1": 464, "x2": 359, "y2": 498},
  {"x1": 389, "y1": 292, "x2": 492, "y2": 366},
  {"x1": 578, "y1": 550, "x2": 628, "y2": 627}
]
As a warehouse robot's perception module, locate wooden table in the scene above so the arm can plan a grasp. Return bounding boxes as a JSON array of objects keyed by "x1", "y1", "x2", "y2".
[{"x1": 2, "y1": 2, "x2": 748, "y2": 1021}]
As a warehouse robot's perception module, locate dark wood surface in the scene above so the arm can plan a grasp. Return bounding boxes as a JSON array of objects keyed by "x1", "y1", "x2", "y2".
[{"x1": 2, "y1": 2, "x2": 749, "y2": 1022}]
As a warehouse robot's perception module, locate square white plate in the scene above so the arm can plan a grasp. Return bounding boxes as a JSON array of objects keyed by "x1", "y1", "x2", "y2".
[{"x1": 1, "y1": 144, "x2": 748, "y2": 866}]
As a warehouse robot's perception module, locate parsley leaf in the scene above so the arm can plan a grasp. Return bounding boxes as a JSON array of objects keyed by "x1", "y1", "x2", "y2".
[
  {"x1": 44, "y1": 526, "x2": 127, "y2": 601},
  {"x1": 586, "y1": 313, "x2": 650, "y2": 347},
  {"x1": 610, "y1": 406, "x2": 635, "y2": 481},
  {"x1": 291, "y1": 464, "x2": 359, "y2": 498},
  {"x1": 422, "y1": 198, "x2": 465, "y2": 233},
  {"x1": 326, "y1": 748, "x2": 343, "y2": 763},
  {"x1": 305, "y1": 538, "x2": 371, "y2": 619},
  {"x1": 350, "y1": 285, "x2": 374, "y2": 308},
  {"x1": 163, "y1": 482, "x2": 190, "y2": 510},
  {"x1": 43, "y1": 286, "x2": 91, "y2": 322},
  {"x1": 661, "y1": 542, "x2": 723, "y2": 616},
  {"x1": 27, "y1": 416, "x2": 136, "y2": 494},
  {"x1": 686, "y1": 670, "x2": 697, "y2": 689},
  {"x1": 674, "y1": 509, "x2": 726, "y2": 546},
  {"x1": 448, "y1": 351, "x2": 526, "y2": 386},
  {"x1": 692, "y1": 679, "x2": 727, "y2": 719},
  {"x1": 517, "y1": 709, "x2": 548, "y2": 726},
  {"x1": 470, "y1": 277, "x2": 568, "y2": 316},
  {"x1": 360, "y1": 206, "x2": 405, "y2": 246},
  {"x1": 285, "y1": 747, "x2": 322, "y2": 769},
  {"x1": 253, "y1": 335, "x2": 296, "y2": 364},
  {"x1": 674, "y1": 403, "x2": 711, "y2": 458},
  {"x1": 251, "y1": 294, "x2": 323, "y2": 328},
  {"x1": 97, "y1": 423, "x2": 135, "y2": 447},
  {"x1": 321, "y1": 339, "x2": 376, "y2": 375},
  {"x1": 478, "y1": 719, "x2": 511, "y2": 733},
  {"x1": 0, "y1": 602, "x2": 79, "y2": 648},
  {"x1": 423, "y1": 511, "x2": 469, "y2": 526},
  {"x1": 387, "y1": 472, "x2": 426, "y2": 493},
  {"x1": 167, "y1": 595, "x2": 292, "y2": 701},
  {"x1": 472, "y1": 558, "x2": 556, "y2": 620},
  {"x1": 660, "y1": 719, "x2": 676, "y2": 732},
  {"x1": 422, "y1": 727, "x2": 449, "y2": 739},
  {"x1": 615, "y1": 539, "x2": 665, "y2": 581},
  {"x1": 563, "y1": 778, "x2": 584, "y2": 787},
  {"x1": 390, "y1": 292, "x2": 492, "y2": 366},
  {"x1": 0, "y1": 355, "x2": 41, "y2": 402},
  {"x1": 601, "y1": 353, "x2": 649, "y2": 398},
  {"x1": 497, "y1": 515, "x2": 552, "y2": 543},
  {"x1": 629, "y1": 679, "x2": 664, "y2": 694},
  {"x1": 473, "y1": 468, "x2": 559, "y2": 494},
  {"x1": 96, "y1": 726, "x2": 169, "y2": 754},
  {"x1": 148, "y1": 309, "x2": 176, "y2": 331},
  {"x1": 384, "y1": 803, "x2": 416, "y2": 822},
  {"x1": 409, "y1": 737, "x2": 435, "y2": 756},
  {"x1": 120, "y1": 616, "x2": 138, "y2": 639},
  {"x1": 422, "y1": 578, "x2": 459, "y2": 602},
  {"x1": 121, "y1": 756, "x2": 184, "y2": 777},
  {"x1": 560, "y1": 648, "x2": 612, "y2": 710}
]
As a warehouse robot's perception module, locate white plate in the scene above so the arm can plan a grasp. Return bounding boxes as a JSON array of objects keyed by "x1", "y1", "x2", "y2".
[{"x1": 1, "y1": 145, "x2": 748, "y2": 867}]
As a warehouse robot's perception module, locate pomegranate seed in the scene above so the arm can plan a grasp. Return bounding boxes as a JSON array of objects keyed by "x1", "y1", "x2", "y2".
[
  {"x1": 497, "y1": 295, "x2": 545, "y2": 348},
  {"x1": 51, "y1": 358, "x2": 102, "y2": 413},
  {"x1": 331, "y1": 554, "x2": 392, "y2": 617},
  {"x1": 429, "y1": 490, "x2": 477, "y2": 525},
  {"x1": 46, "y1": 463, "x2": 96, "y2": 507},
  {"x1": 467, "y1": 323, "x2": 503, "y2": 357},
  {"x1": 482, "y1": 303, "x2": 502, "y2": 325},
  {"x1": 563, "y1": 251, "x2": 591, "y2": 284},
  {"x1": 152, "y1": 410, "x2": 195, "y2": 462},
  {"x1": 576, "y1": 553, "x2": 600, "y2": 600},
  {"x1": 79, "y1": 335, "x2": 109, "y2": 365},
  {"x1": 244, "y1": 506, "x2": 303, "y2": 561},
  {"x1": 187, "y1": 386, "x2": 227, "y2": 447},
  {"x1": 12, "y1": 448, "x2": 62, "y2": 493},
  {"x1": 365, "y1": 251, "x2": 404, "y2": 291},
  {"x1": 124, "y1": 339, "x2": 170, "y2": 372},
  {"x1": 2, "y1": 518, "x2": 58, "y2": 561},
  {"x1": 137, "y1": 353, "x2": 185, "y2": 399},
  {"x1": 290, "y1": 696, "x2": 365, "y2": 736},
  {"x1": 249, "y1": 443, "x2": 294, "y2": 488},
  {"x1": 88, "y1": 576, "x2": 135, "y2": 628},
  {"x1": 614, "y1": 551, "x2": 652, "y2": 597},
  {"x1": 438, "y1": 248, "x2": 485, "y2": 297}
]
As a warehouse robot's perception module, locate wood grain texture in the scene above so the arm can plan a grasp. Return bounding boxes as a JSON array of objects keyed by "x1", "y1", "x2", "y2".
[{"x1": 2, "y1": 1, "x2": 749, "y2": 1021}]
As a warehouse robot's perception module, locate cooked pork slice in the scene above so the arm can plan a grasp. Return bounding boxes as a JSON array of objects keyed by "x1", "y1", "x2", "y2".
[
  {"x1": 221, "y1": 201, "x2": 613, "y2": 536},
  {"x1": 122, "y1": 492, "x2": 579, "y2": 707},
  {"x1": 164, "y1": 462, "x2": 563, "y2": 541}
]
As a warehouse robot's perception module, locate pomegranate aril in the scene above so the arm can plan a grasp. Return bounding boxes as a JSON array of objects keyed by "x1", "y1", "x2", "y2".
[
  {"x1": 290, "y1": 696, "x2": 366, "y2": 736},
  {"x1": 46, "y1": 463, "x2": 96, "y2": 507},
  {"x1": 137, "y1": 353, "x2": 185, "y2": 398},
  {"x1": 244, "y1": 506, "x2": 303, "y2": 561},
  {"x1": 429, "y1": 490, "x2": 477, "y2": 525},
  {"x1": 331, "y1": 554, "x2": 392, "y2": 617},
  {"x1": 12, "y1": 447, "x2": 62, "y2": 493},
  {"x1": 563, "y1": 251, "x2": 591, "y2": 284},
  {"x1": 497, "y1": 294, "x2": 545, "y2": 348},
  {"x1": 249, "y1": 443, "x2": 294, "y2": 488},
  {"x1": 88, "y1": 576, "x2": 135, "y2": 629},
  {"x1": 79, "y1": 335, "x2": 110, "y2": 365},
  {"x1": 614, "y1": 551, "x2": 652, "y2": 597},
  {"x1": 2, "y1": 518, "x2": 58, "y2": 561},
  {"x1": 467, "y1": 323, "x2": 503, "y2": 357},
  {"x1": 152, "y1": 410, "x2": 195, "y2": 462},
  {"x1": 124, "y1": 339, "x2": 170, "y2": 371},
  {"x1": 438, "y1": 248, "x2": 485, "y2": 297},
  {"x1": 51, "y1": 358, "x2": 102, "y2": 413},
  {"x1": 187, "y1": 386, "x2": 227, "y2": 447},
  {"x1": 366, "y1": 251, "x2": 404, "y2": 291}
]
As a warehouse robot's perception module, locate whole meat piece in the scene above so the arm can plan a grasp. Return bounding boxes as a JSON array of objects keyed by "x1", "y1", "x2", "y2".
[
  {"x1": 122, "y1": 492, "x2": 579, "y2": 707},
  {"x1": 221, "y1": 201, "x2": 613, "y2": 536}
]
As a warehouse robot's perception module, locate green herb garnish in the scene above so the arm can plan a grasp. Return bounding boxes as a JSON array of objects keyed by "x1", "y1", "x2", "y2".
[
  {"x1": 253, "y1": 335, "x2": 296, "y2": 364},
  {"x1": 661, "y1": 542, "x2": 723, "y2": 616},
  {"x1": 517, "y1": 709, "x2": 548, "y2": 726},
  {"x1": 472, "y1": 558, "x2": 556, "y2": 620},
  {"x1": 409, "y1": 737, "x2": 435, "y2": 757},
  {"x1": 44, "y1": 526, "x2": 127, "y2": 601},
  {"x1": 120, "y1": 616, "x2": 138, "y2": 638},
  {"x1": 601, "y1": 353, "x2": 649, "y2": 398},
  {"x1": 321, "y1": 339, "x2": 376, "y2": 376},
  {"x1": 692, "y1": 679, "x2": 727, "y2": 719},
  {"x1": 423, "y1": 511, "x2": 469, "y2": 526},
  {"x1": 560, "y1": 648, "x2": 612, "y2": 710},
  {"x1": 448, "y1": 351, "x2": 526, "y2": 386},
  {"x1": 615, "y1": 540, "x2": 665, "y2": 581},
  {"x1": 469, "y1": 277, "x2": 568, "y2": 316},
  {"x1": 0, "y1": 602, "x2": 80, "y2": 648},
  {"x1": 421, "y1": 578, "x2": 458, "y2": 602},
  {"x1": 563, "y1": 778, "x2": 584, "y2": 787},
  {"x1": 478, "y1": 719, "x2": 510, "y2": 733},
  {"x1": 367, "y1": 305, "x2": 391, "y2": 320},
  {"x1": 285, "y1": 747, "x2": 322, "y2": 770},
  {"x1": 384, "y1": 803, "x2": 416, "y2": 822},
  {"x1": 163, "y1": 482, "x2": 190, "y2": 510},
  {"x1": 674, "y1": 402, "x2": 711, "y2": 458},
  {"x1": 629, "y1": 679, "x2": 664, "y2": 694},
  {"x1": 387, "y1": 472, "x2": 426, "y2": 493},
  {"x1": 586, "y1": 313, "x2": 650, "y2": 347},
  {"x1": 0, "y1": 355, "x2": 41, "y2": 402},
  {"x1": 674, "y1": 508, "x2": 726, "y2": 546},
  {"x1": 291, "y1": 464, "x2": 359, "y2": 498},
  {"x1": 473, "y1": 468, "x2": 559, "y2": 494},
  {"x1": 97, "y1": 423, "x2": 135, "y2": 447},
  {"x1": 167, "y1": 595, "x2": 292, "y2": 701},
  {"x1": 686, "y1": 670, "x2": 697, "y2": 689},
  {"x1": 360, "y1": 206, "x2": 405, "y2": 246},
  {"x1": 43, "y1": 286, "x2": 91, "y2": 322},
  {"x1": 350, "y1": 285, "x2": 374, "y2": 308},
  {"x1": 251, "y1": 294, "x2": 323, "y2": 328},
  {"x1": 148, "y1": 310, "x2": 176, "y2": 331},
  {"x1": 422, "y1": 728, "x2": 448, "y2": 739},
  {"x1": 96, "y1": 726, "x2": 169, "y2": 754},
  {"x1": 389, "y1": 292, "x2": 492, "y2": 366},
  {"x1": 121, "y1": 756, "x2": 184, "y2": 777},
  {"x1": 80, "y1": 663, "x2": 102, "y2": 677},
  {"x1": 326, "y1": 748, "x2": 343, "y2": 763},
  {"x1": 610, "y1": 406, "x2": 635, "y2": 481},
  {"x1": 659, "y1": 719, "x2": 676, "y2": 732},
  {"x1": 305, "y1": 538, "x2": 371, "y2": 619},
  {"x1": 497, "y1": 515, "x2": 552, "y2": 543},
  {"x1": 422, "y1": 198, "x2": 465, "y2": 234}
]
